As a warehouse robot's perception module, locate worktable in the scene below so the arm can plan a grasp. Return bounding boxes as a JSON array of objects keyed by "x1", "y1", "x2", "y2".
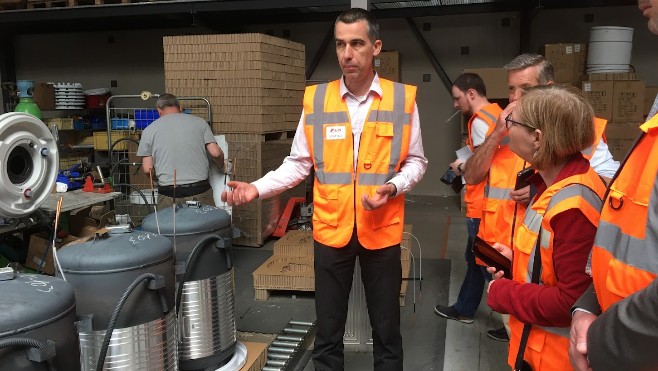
[{"x1": 40, "y1": 190, "x2": 123, "y2": 216}]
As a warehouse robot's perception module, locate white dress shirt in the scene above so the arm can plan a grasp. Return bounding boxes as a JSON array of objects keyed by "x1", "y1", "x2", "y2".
[
  {"x1": 253, "y1": 74, "x2": 428, "y2": 199},
  {"x1": 590, "y1": 140, "x2": 620, "y2": 179}
]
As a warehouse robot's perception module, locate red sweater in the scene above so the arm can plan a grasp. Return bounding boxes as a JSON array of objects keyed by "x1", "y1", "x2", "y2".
[{"x1": 487, "y1": 154, "x2": 597, "y2": 327}]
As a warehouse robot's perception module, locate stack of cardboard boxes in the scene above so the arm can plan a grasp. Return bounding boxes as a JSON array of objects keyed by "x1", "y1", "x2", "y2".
[
  {"x1": 374, "y1": 51, "x2": 401, "y2": 82},
  {"x1": 162, "y1": 34, "x2": 307, "y2": 246},
  {"x1": 542, "y1": 43, "x2": 649, "y2": 161},
  {"x1": 581, "y1": 73, "x2": 646, "y2": 160}
]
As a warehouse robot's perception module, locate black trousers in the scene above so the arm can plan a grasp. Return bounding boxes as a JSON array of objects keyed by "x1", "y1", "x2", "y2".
[{"x1": 312, "y1": 230, "x2": 403, "y2": 371}]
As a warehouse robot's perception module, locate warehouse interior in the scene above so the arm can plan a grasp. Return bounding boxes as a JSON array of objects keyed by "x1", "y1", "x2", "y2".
[{"x1": 0, "y1": 0, "x2": 656, "y2": 370}]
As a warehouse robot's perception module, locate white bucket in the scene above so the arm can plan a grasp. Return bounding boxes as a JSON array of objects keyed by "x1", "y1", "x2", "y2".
[{"x1": 586, "y1": 26, "x2": 634, "y2": 74}]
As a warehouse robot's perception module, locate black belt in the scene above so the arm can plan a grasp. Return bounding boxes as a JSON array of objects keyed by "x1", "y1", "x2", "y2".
[{"x1": 158, "y1": 180, "x2": 210, "y2": 198}]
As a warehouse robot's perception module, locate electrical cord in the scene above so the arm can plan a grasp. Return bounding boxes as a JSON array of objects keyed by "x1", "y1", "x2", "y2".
[
  {"x1": 175, "y1": 234, "x2": 227, "y2": 315},
  {"x1": 0, "y1": 337, "x2": 57, "y2": 371},
  {"x1": 96, "y1": 273, "x2": 166, "y2": 371}
]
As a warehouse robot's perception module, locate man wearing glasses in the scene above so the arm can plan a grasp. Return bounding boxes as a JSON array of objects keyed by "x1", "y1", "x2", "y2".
[{"x1": 463, "y1": 54, "x2": 620, "y2": 343}]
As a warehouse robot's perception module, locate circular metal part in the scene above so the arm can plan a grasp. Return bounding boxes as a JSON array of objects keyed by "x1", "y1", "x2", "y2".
[{"x1": 0, "y1": 113, "x2": 58, "y2": 218}]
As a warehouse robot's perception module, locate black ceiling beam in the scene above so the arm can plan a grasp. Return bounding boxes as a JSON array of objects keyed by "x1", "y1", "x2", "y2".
[
  {"x1": 405, "y1": 17, "x2": 452, "y2": 94},
  {"x1": 0, "y1": 0, "x2": 638, "y2": 34}
]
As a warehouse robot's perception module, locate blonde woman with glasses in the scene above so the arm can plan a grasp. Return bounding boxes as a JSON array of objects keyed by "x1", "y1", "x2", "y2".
[{"x1": 485, "y1": 85, "x2": 606, "y2": 371}]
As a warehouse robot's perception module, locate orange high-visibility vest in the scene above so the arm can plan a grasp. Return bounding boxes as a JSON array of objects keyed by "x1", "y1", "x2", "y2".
[
  {"x1": 476, "y1": 139, "x2": 526, "y2": 248},
  {"x1": 509, "y1": 167, "x2": 606, "y2": 371},
  {"x1": 590, "y1": 114, "x2": 658, "y2": 310},
  {"x1": 464, "y1": 103, "x2": 501, "y2": 219},
  {"x1": 581, "y1": 117, "x2": 608, "y2": 161},
  {"x1": 302, "y1": 79, "x2": 415, "y2": 249}
]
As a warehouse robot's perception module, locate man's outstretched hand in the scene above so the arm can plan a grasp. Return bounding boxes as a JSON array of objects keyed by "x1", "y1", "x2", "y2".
[{"x1": 221, "y1": 181, "x2": 259, "y2": 206}]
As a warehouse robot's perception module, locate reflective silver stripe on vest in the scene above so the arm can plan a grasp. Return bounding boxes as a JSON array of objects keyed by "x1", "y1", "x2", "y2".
[
  {"x1": 367, "y1": 83, "x2": 410, "y2": 179},
  {"x1": 306, "y1": 83, "x2": 350, "y2": 184},
  {"x1": 535, "y1": 325, "x2": 570, "y2": 338},
  {"x1": 477, "y1": 108, "x2": 497, "y2": 123},
  {"x1": 316, "y1": 172, "x2": 352, "y2": 185},
  {"x1": 358, "y1": 173, "x2": 390, "y2": 185},
  {"x1": 547, "y1": 184, "x2": 603, "y2": 213},
  {"x1": 593, "y1": 174, "x2": 658, "y2": 274},
  {"x1": 525, "y1": 185, "x2": 602, "y2": 283},
  {"x1": 484, "y1": 184, "x2": 512, "y2": 201}
]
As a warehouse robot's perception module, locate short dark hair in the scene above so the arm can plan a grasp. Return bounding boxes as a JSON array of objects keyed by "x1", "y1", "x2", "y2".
[
  {"x1": 453, "y1": 73, "x2": 487, "y2": 97},
  {"x1": 504, "y1": 53, "x2": 554, "y2": 85},
  {"x1": 335, "y1": 8, "x2": 380, "y2": 43},
  {"x1": 156, "y1": 93, "x2": 180, "y2": 110}
]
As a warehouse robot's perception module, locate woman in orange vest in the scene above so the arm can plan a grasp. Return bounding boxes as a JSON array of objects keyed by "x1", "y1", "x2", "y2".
[{"x1": 485, "y1": 85, "x2": 606, "y2": 370}]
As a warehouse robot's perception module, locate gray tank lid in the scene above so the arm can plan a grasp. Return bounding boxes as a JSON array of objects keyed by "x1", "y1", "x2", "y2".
[
  {"x1": 0, "y1": 273, "x2": 75, "y2": 336},
  {"x1": 57, "y1": 231, "x2": 173, "y2": 273},
  {"x1": 142, "y1": 203, "x2": 231, "y2": 236}
]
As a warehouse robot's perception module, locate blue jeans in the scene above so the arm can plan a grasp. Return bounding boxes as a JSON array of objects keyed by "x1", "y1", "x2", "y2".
[{"x1": 453, "y1": 218, "x2": 490, "y2": 317}]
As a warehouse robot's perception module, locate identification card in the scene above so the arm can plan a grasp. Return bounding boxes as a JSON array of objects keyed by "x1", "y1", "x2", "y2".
[{"x1": 326, "y1": 125, "x2": 346, "y2": 140}]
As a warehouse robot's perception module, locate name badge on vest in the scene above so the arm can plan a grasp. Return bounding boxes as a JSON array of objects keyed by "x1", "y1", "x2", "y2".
[{"x1": 326, "y1": 125, "x2": 346, "y2": 140}]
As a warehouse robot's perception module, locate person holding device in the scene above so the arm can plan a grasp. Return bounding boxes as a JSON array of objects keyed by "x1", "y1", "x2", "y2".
[{"x1": 485, "y1": 85, "x2": 606, "y2": 370}]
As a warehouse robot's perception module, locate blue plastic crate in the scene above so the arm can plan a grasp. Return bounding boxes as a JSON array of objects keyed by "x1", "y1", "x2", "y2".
[
  {"x1": 111, "y1": 118, "x2": 130, "y2": 130},
  {"x1": 134, "y1": 109, "x2": 159, "y2": 130}
]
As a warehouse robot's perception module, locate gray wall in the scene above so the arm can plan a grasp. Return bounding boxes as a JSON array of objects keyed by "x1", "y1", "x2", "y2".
[{"x1": 13, "y1": 5, "x2": 657, "y2": 196}]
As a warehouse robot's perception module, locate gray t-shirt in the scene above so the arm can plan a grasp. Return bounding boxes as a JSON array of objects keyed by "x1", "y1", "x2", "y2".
[{"x1": 137, "y1": 113, "x2": 216, "y2": 186}]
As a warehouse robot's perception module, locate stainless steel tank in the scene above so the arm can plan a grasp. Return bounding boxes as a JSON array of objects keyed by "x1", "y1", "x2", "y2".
[
  {"x1": 57, "y1": 228, "x2": 177, "y2": 370},
  {"x1": 142, "y1": 202, "x2": 236, "y2": 370},
  {"x1": 0, "y1": 269, "x2": 80, "y2": 370}
]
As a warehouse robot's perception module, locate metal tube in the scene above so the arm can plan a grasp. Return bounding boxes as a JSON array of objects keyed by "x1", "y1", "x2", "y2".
[
  {"x1": 265, "y1": 360, "x2": 287, "y2": 367},
  {"x1": 268, "y1": 353, "x2": 291, "y2": 360},
  {"x1": 271, "y1": 341, "x2": 298, "y2": 348},
  {"x1": 276, "y1": 335, "x2": 303, "y2": 342},
  {"x1": 262, "y1": 367, "x2": 282, "y2": 371},
  {"x1": 268, "y1": 347, "x2": 295, "y2": 354},
  {"x1": 288, "y1": 320, "x2": 314, "y2": 327},
  {"x1": 283, "y1": 327, "x2": 309, "y2": 334}
]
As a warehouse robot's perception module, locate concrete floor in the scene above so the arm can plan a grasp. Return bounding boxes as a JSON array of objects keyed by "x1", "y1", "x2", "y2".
[{"x1": 237, "y1": 194, "x2": 510, "y2": 371}]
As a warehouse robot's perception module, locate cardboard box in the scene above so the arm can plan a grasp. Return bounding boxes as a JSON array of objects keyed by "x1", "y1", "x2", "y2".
[
  {"x1": 32, "y1": 82, "x2": 55, "y2": 110},
  {"x1": 582, "y1": 81, "x2": 614, "y2": 121},
  {"x1": 543, "y1": 43, "x2": 587, "y2": 84},
  {"x1": 613, "y1": 80, "x2": 645, "y2": 122},
  {"x1": 239, "y1": 341, "x2": 268, "y2": 371},
  {"x1": 645, "y1": 86, "x2": 658, "y2": 116},
  {"x1": 273, "y1": 230, "x2": 313, "y2": 256},
  {"x1": 583, "y1": 72, "x2": 638, "y2": 81},
  {"x1": 68, "y1": 206, "x2": 114, "y2": 237},
  {"x1": 605, "y1": 123, "x2": 642, "y2": 160},
  {"x1": 462, "y1": 68, "x2": 508, "y2": 99},
  {"x1": 92, "y1": 131, "x2": 139, "y2": 151},
  {"x1": 374, "y1": 51, "x2": 400, "y2": 82},
  {"x1": 25, "y1": 233, "x2": 79, "y2": 275}
]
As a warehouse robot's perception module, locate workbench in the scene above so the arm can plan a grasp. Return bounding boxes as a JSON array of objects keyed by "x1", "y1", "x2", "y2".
[{"x1": 40, "y1": 190, "x2": 123, "y2": 216}]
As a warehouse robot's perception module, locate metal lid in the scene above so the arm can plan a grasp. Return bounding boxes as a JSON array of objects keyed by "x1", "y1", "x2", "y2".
[
  {"x1": 0, "y1": 273, "x2": 75, "y2": 336},
  {"x1": 142, "y1": 202, "x2": 231, "y2": 236},
  {"x1": 57, "y1": 231, "x2": 173, "y2": 273}
]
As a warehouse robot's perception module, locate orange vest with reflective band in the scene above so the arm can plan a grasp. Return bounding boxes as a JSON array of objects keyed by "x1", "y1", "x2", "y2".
[
  {"x1": 509, "y1": 167, "x2": 605, "y2": 371},
  {"x1": 302, "y1": 79, "x2": 415, "y2": 249},
  {"x1": 476, "y1": 138, "x2": 526, "y2": 248},
  {"x1": 581, "y1": 117, "x2": 608, "y2": 161},
  {"x1": 590, "y1": 114, "x2": 658, "y2": 311},
  {"x1": 464, "y1": 103, "x2": 501, "y2": 219}
]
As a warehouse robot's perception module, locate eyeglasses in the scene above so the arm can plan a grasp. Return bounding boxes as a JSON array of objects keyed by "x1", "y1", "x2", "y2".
[{"x1": 505, "y1": 113, "x2": 535, "y2": 130}]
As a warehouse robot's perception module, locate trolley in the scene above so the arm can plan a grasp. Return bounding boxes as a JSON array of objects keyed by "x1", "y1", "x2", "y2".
[{"x1": 104, "y1": 92, "x2": 212, "y2": 225}]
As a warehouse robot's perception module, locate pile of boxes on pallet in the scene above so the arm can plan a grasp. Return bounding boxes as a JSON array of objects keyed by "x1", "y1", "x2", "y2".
[
  {"x1": 162, "y1": 33, "x2": 307, "y2": 246},
  {"x1": 252, "y1": 226, "x2": 413, "y2": 306},
  {"x1": 543, "y1": 42, "x2": 655, "y2": 161}
]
